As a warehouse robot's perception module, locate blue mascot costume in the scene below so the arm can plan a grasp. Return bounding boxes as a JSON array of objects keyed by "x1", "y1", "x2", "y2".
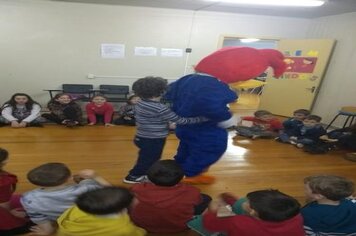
[{"x1": 165, "y1": 47, "x2": 286, "y2": 184}]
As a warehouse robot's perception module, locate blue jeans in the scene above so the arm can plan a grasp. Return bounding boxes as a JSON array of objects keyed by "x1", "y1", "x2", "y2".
[
  {"x1": 297, "y1": 138, "x2": 315, "y2": 145},
  {"x1": 129, "y1": 136, "x2": 166, "y2": 176},
  {"x1": 279, "y1": 132, "x2": 292, "y2": 143}
]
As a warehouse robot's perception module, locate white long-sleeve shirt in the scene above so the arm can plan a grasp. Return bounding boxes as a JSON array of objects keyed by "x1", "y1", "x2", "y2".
[{"x1": 1, "y1": 104, "x2": 41, "y2": 123}]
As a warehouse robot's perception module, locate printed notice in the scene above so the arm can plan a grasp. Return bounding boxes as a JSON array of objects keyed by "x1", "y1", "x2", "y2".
[
  {"x1": 134, "y1": 47, "x2": 157, "y2": 56},
  {"x1": 161, "y1": 48, "x2": 183, "y2": 57},
  {"x1": 101, "y1": 44, "x2": 125, "y2": 58}
]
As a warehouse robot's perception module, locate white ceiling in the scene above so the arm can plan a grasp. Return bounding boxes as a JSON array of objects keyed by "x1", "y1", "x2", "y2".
[{"x1": 51, "y1": 0, "x2": 356, "y2": 18}]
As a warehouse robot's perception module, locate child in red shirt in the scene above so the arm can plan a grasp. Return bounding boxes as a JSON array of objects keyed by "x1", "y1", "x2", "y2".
[
  {"x1": 0, "y1": 148, "x2": 31, "y2": 235},
  {"x1": 236, "y1": 110, "x2": 282, "y2": 139},
  {"x1": 130, "y1": 160, "x2": 211, "y2": 233},
  {"x1": 86, "y1": 95, "x2": 114, "y2": 126},
  {"x1": 193, "y1": 189, "x2": 304, "y2": 236}
]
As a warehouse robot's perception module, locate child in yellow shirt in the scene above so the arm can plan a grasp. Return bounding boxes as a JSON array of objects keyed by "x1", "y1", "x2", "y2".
[{"x1": 57, "y1": 187, "x2": 146, "y2": 236}]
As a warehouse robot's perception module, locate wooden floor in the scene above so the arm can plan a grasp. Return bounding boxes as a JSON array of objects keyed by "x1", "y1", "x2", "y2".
[{"x1": 2, "y1": 94, "x2": 356, "y2": 236}]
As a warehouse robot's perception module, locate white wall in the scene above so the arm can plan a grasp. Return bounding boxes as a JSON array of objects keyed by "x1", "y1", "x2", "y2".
[
  {"x1": 0, "y1": 0, "x2": 310, "y2": 105},
  {"x1": 306, "y1": 12, "x2": 356, "y2": 127}
]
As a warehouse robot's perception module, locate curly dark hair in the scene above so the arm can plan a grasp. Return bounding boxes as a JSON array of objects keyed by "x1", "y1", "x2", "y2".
[{"x1": 132, "y1": 76, "x2": 167, "y2": 99}]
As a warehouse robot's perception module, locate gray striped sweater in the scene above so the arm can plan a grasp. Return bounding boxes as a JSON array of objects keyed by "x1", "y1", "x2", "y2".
[{"x1": 135, "y1": 99, "x2": 204, "y2": 138}]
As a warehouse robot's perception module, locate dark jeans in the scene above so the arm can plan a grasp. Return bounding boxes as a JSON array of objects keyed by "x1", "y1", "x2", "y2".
[
  {"x1": 114, "y1": 117, "x2": 136, "y2": 126},
  {"x1": 297, "y1": 138, "x2": 315, "y2": 145},
  {"x1": 279, "y1": 132, "x2": 292, "y2": 143},
  {"x1": 129, "y1": 136, "x2": 166, "y2": 176},
  {"x1": 194, "y1": 194, "x2": 212, "y2": 215}
]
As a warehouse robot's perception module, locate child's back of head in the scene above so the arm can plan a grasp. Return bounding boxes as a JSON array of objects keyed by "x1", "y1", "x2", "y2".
[
  {"x1": 132, "y1": 76, "x2": 167, "y2": 99},
  {"x1": 247, "y1": 189, "x2": 301, "y2": 222},
  {"x1": 57, "y1": 187, "x2": 146, "y2": 236},
  {"x1": 304, "y1": 175, "x2": 354, "y2": 201},
  {"x1": 254, "y1": 110, "x2": 272, "y2": 118},
  {"x1": 27, "y1": 162, "x2": 71, "y2": 187},
  {"x1": 147, "y1": 160, "x2": 184, "y2": 186},
  {"x1": 293, "y1": 109, "x2": 310, "y2": 116},
  {"x1": 76, "y1": 186, "x2": 133, "y2": 215}
]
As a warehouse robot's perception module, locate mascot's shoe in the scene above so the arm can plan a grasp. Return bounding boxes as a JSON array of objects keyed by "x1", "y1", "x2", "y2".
[{"x1": 182, "y1": 175, "x2": 216, "y2": 185}]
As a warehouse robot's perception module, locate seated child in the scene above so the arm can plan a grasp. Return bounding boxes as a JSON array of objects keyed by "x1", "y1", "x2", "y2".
[
  {"x1": 114, "y1": 95, "x2": 140, "y2": 126},
  {"x1": 57, "y1": 186, "x2": 146, "y2": 236},
  {"x1": 290, "y1": 115, "x2": 326, "y2": 148},
  {"x1": 278, "y1": 109, "x2": 310, "y2": 143},
  {"x1": 0, "y1": 93, "x2": 43, "y2": 128},
  {"x1": 326, "y1": 123, "x2": 356, "y2": 151},
  {"x1": 302, "y1": 175, "x2": 356, "y2": 235},
  {"x1": 194, "y1": 189, "x2": 304, "y2": 236},
  {"x1": 42, "y1": 93, "x2": 83, "y2": 127},
  {"x1": 85, "y1": 95, "x2": 114, "y2": 126},
  {"x1": 0, "y1": 148, "x2": 31, "y2": 236},
  {"x1": 236, "y1": 110, "x2": 283, "y2": 139},
  {"x1": 130, "y1": 160, "x2": 211, "y2": 233},
  {"x1": 21, "y1": 163, "x2": 110, "y2": 235}
]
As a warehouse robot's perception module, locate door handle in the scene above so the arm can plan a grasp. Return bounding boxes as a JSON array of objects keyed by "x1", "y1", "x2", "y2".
[{"x1": 306, "y1": 86, "x2": 316, "y2": 93}]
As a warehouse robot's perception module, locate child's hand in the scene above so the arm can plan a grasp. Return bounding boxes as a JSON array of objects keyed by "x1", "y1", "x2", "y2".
[
  {"x1": 11, "y1": 121, "x2": 21, "y2": 128},
  {"x1": 208, "y1": 200, "x2": 225, "y2": 213},
  {"x1": 10, "y1": 208, "x2": 27, "y2": 218},
  {"x1": 19, "y1": 121, "x2": 27, "y2": 127},
  {"x1": 105, "y1": 123, "x2": 115, "y2": 127},
  {"x1": 72, "y1": 174, "x2": 85, "y2": 183},
  {"x1": 219, "y1": 192, "x2": 238, "y2": 205},
  {"x1": 77, "y1": 169, "x2": 96, "y2": 179},
  {"x1": 123, "y1": 116, "x2": 132, "y2": 120},
  {"x1": 169, "y1": 122, "x2": 176, "y2": 130},
  {"x1": 320, "y1": 135, "x2": 338, "y2": 142},
  {"x1": 29, "y1": 222, "x2": 56, "y2": 235}
]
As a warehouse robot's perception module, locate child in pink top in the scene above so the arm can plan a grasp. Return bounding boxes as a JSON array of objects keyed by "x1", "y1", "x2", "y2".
[{"x1": 86, "y1": 95, "x2": 114, "y2": 126}]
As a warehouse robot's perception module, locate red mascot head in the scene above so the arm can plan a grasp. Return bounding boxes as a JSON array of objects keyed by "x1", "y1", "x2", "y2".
[{"x1": 195, "y1": 47, "x2": 286, "y2": 84}]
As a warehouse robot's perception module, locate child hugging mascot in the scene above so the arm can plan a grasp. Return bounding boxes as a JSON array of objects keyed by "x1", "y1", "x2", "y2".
[{"x1": 165, "y1": 47, "x2": 286, "y2": 184}]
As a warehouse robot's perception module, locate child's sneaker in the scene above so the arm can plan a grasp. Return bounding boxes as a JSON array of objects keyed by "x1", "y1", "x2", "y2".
[
  {"x1": 65, "y1": 120, "x2": 79, "y2": 128},
  {"x1": 290, "y1": 140, "x2": 297, "y2": 145},
  {"x1": 123, "y1": 175, "x2": 147, "y2": 184},
  {"x1": 296, "y1": 143, "x2": 304, "y2": 148},
  {"x1": 182, "y1": 174, "x2": 216, "y2": 185}
]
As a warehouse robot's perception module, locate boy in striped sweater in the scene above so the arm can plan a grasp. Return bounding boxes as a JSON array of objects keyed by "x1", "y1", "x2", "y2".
[{"x1": 123, "y1": 76, "x2": 207, "y2": 184}]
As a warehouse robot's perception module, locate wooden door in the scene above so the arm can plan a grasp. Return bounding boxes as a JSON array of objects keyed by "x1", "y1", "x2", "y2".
[{"x1": 259, "y1": 39, "x2": 335, "y2": 116}]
